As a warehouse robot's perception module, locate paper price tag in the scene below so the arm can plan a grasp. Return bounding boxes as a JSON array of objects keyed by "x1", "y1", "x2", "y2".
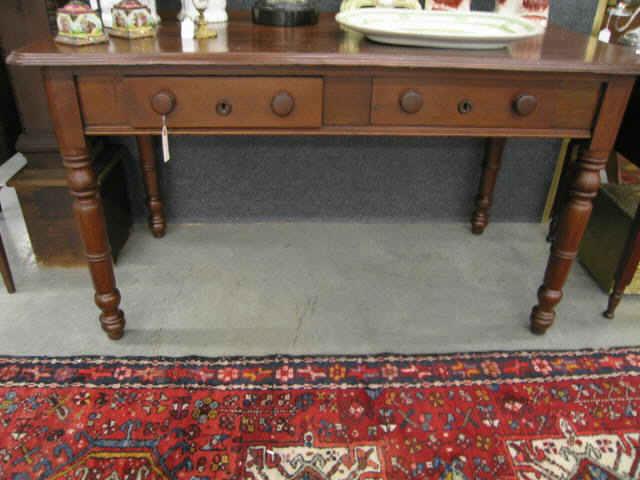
[{"x1": 161, "y1": 115, "x2": 171, "y2": 163}]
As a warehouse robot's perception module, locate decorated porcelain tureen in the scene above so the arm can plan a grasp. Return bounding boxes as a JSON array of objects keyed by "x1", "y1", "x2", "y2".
[
  {"x1": 110, "y1": 0, "x2": 157, "y2": 38},
  {"x1": 55, "y1": 0, "x2": 109, "y2": 46}
]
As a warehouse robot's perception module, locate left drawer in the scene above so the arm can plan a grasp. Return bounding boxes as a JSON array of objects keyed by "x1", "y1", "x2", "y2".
[{"x1": 123, "y1": 77, "x2": 323, "y2": 129}]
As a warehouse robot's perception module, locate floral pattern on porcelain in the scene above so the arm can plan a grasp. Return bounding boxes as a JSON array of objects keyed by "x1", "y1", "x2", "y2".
[
  {"x1": 55, "y1": 0, "x2": 108, "y2": 45},
  {"x1": 429, "y1": 0, "x2": 471, "y2": 12},
  {"x1": 111, "y1": 0, "x2": 157, "y2": 38},
  {"x1": 495, "y1": 0, "x2": 549, "y2": 26}
]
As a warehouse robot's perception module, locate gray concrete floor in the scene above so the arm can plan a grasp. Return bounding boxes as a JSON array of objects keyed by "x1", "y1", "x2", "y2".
[{"x1": 0, "y1": 187, "x2": 638, "y2": 357}]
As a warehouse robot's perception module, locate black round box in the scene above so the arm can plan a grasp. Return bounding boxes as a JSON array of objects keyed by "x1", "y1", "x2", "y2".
[{"x1": 252, "y1": 0, "x2": 320, "y2": 27}]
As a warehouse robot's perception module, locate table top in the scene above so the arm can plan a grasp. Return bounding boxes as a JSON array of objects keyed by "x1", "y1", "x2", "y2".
[{"x1": 8, "y1": 11, "x2": 640, "y2": 75}]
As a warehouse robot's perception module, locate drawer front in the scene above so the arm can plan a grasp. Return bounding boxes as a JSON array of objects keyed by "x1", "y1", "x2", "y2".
[
  {"x1": 124, "y1": 77, "x2": 323, "y2": 129},
  {"x1": 371, "y1": 77, "x2": 600, "y2": 130}
]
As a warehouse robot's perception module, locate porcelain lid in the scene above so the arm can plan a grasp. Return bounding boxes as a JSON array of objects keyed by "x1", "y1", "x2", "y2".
[
  {"x1": 113, "y1": 0, "x2": 150, "y2": 11},
  {"x1": 58, "y1": 1, "x2": 97, "y2": 14}
]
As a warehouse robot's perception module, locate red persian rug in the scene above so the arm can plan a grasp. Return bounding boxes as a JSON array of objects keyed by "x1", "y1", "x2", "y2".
[{"x1": 1, "y1": 349, "x2": 639, "y2": 480}]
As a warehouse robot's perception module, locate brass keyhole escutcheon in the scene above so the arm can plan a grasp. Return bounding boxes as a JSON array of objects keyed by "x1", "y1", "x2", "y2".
[
  {"x1": 216, "y1": 100, "x2": 232, "y2": 116},
  {"x1": 458, "y1": 99, "x2": 473, "y2": 114}
]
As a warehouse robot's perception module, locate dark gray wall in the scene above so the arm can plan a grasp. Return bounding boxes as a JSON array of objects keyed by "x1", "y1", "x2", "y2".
[{"x1": 123, "y1": 0, "x2": 599, "y2": 223}]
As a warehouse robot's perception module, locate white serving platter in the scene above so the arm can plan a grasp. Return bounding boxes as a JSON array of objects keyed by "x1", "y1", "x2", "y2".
[{"x1": 335, "y1": 9, "x2": 545, "y2": 49}]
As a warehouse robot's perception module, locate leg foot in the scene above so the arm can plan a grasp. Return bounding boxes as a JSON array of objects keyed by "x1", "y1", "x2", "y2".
[
  {"x1": 530, "y1": 286, "x2": 562, "y2": 334},
  {"x1": 96, "y1": 290, "x2": 126, "y2": 339},
  {"x1": 471, "y1": 214, "x2": 487, "y2": 235},
  {"x1": 150, "y1": 216, "x2": 166, "y2": 238},
  {"x1": 530, "y1": 308, "x2": 554, "y2": 334},
  {"x1": 105, "y1": 322, "x2": 125, "y2": 340},
  {"x1": 604, "y1": 290, "x2": 623, "y2": 319}
]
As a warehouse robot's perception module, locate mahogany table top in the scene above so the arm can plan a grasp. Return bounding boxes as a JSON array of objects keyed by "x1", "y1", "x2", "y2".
[{"x1": 8, "y1": 11, "x2": 640, "y2": 75}]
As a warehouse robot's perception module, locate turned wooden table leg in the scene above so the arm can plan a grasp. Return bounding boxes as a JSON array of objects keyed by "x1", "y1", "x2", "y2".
[
  {"x1": 471, "y1": 138, "x2": 506, "y2": 235},
  {"x1": 530, "y1": 77, "x2": 634, "y2": 334},
  {"x1": 0, "y1": 234, "x2": 15, "y2": 294},
  {"x1": 604, "y1": 203, "x2": 640, "y2": 318},
  {"x1": 137, "y1": 135, "x2": 166, "y2": 238},
  {"x1": 45, "y1": 71, "x2": 125, "y2": 340},
  {"x1": 530, "y1": 150, "x2": 604, "y2": 333},
  {"x1": 546, "y1": 141, "x2": 590, "y2": 244}
]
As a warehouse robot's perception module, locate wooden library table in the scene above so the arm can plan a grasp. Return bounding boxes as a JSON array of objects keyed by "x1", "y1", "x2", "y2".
[{"x1": 8, "y1": 12, "x2": 640, "y2": 340}]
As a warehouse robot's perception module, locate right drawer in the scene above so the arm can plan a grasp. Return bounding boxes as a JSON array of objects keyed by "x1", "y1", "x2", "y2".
[{"x1": 371, "y1": 77, "x2": 601, "y2": 130}]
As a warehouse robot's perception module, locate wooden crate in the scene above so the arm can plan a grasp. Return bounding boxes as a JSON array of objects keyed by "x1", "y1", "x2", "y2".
[
  {"x1": 9, "y1": 144, "x2": 132, "y2": 266},
  {"x1": 579, "y1": 183, "x2": 640, "y2": 294}
]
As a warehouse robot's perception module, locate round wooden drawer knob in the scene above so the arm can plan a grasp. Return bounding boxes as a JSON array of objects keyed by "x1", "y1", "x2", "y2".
[
  {"x1": 399, "y1": 89, "x2": 423, "y2": 114},
  {"x1": 150, "y1": 90, "x2": 176, "y2": 116},
  {"x1": 271, "y1": 91, "x2": 295, "y2": 117},
  {"x1": 513, "y1": 94, "x2": 538, "y2": 116}
]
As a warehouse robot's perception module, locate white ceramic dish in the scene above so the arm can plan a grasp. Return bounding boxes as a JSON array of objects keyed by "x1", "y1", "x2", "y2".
[{"x1": 335, "y1": 9, "x2": 544, "y2": 49}]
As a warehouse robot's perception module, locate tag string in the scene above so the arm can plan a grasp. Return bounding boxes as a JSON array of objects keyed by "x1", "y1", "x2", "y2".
[{"x1": 161, "y1": 115, "x2": 171, "y2": 163}]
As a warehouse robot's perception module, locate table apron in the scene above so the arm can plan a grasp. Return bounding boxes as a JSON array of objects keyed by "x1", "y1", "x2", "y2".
[{"x1": 74, "y1": 71, "x2": 605, "y2": 138}]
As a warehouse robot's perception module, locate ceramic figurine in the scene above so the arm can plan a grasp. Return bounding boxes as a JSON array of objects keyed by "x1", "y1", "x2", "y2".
[
  {"x1": 110, "y1": 0, "x2": 157, "y2": 38},
  {"x1": 429, "y1": 0, "x2": 470, "y2": 11},
  {"x1": 179, "y1": 0, "x2": 228, "y2": 24},
  {"x1": 495, "y1": 0, "x2": 549, "y2": 26},
  {"x1": 55, "y1": 0, "x2": 109, "y2": 46}
]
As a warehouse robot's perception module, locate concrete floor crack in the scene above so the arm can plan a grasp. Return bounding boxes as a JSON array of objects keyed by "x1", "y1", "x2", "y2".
[{"x1": 292, "y1": 295, "x2": 318, "y2": 346}]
